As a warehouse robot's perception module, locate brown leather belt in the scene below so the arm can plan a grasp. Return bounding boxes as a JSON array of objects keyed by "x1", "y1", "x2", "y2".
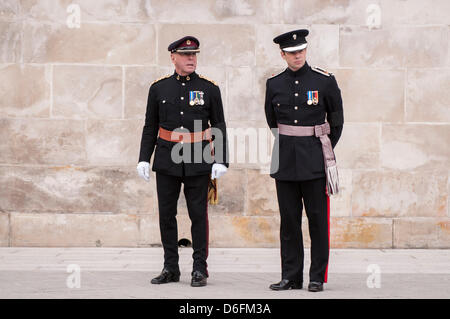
[
  {"x1": 159, "y1": 127, "x2": 212, "y2": 143},
  {"x1": 278, "y1": 122, "x2": 339, "y2": 195}
]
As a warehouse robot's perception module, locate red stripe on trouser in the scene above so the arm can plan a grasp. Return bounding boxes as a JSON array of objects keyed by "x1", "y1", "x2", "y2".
[
  {"x1": 205, "y1": 198, "x2": 209, "y2": 277},
  {"x1": 324, "y1": 194, "x2": 330, "y2": 283}
]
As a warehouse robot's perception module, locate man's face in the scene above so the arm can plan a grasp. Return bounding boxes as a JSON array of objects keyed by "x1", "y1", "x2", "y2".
[
  {"x1": 281, "y1": 48, "x2": 307, "y2": 71},
  {"x1": 171, "y1": 52, "x2": 197, "y2": 75}
]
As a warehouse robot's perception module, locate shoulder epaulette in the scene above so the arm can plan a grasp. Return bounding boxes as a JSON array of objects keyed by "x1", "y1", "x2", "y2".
[
  {"x1": 198, "y1": 74, "x2": 218, "y2": 86},
  {"x1": 151, "y1": 74, "x2": 171, "y2": 85},
  {"x1": 311, "y1": 66, "x2": 332, "y2": 77},
  {"x1": 268, "y1": 69, "x2": 285, "y2": 80}
]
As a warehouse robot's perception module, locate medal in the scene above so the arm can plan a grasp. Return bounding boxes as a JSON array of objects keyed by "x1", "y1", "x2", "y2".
[
  {"x1": 193, "y1": 91, "x2": 200, "y2": 105},
  {"x1": 313, "y1": 91, "x2": 319, "y2": 105},
  {"x1": 199, "y1": 91, "x2": 204, "y2": 105},
  {"x1": 189, "y1": 91, "x2": 195, "y2": 106},
  {"x1": 307, "y1": 91, "x2": 313, "y2": 105}
]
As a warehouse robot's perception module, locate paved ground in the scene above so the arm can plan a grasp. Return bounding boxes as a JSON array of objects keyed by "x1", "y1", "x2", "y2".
[{"x1": 0, "y1": 248, "x2": 449, "y2": 299}]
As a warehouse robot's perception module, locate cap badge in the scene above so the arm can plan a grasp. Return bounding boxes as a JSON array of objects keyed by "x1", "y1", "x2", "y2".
[
  {"x1": 293, "y1": 34, "x2": 297, "y2": 40},
  {"x1": 186, "y1": 40, "x2": 191, "y2": 45}
]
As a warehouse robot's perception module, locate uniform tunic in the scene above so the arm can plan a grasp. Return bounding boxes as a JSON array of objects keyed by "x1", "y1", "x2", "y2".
[
  {"x1": 265, "y1": 62, "x2": 343, "y2": 181},
  {"x1": 139, "y1": 71, "x2": 228, "y2": 176}
]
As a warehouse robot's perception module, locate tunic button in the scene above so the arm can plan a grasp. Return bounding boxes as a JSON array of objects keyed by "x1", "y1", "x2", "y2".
[
  {"x1": 180, "y1": 111, "x2": 184, "y2": 115},
  {"x1": 294, "y1": 120, "x2": 298, "y2": 124},
  {"x1": 182, "y1": 83, "x2": 185, "y2": 86},
  {"x1": 181, "y1": 126, "x2": 184, "y2": 129},
  {"x1": 294, "y1": 106, "x2": 298, "y2": 110},
  {"x1": 294, "y1": 93, "x2": 298, "y2": 97},
  {"x1": 277, "y1": 103, "x2": 280, "y2": 107},
  {"x1": 181, "y1": 97, "x2": 184, "y2": 100},
  {"x1": 295, "y1": 81, "x2": 299, "y2": 84}
]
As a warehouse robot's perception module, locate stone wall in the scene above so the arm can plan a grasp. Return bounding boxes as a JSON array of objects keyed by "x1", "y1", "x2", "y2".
[{"x1": 0, "y1": 0, "x2": 449, "y2": 248}]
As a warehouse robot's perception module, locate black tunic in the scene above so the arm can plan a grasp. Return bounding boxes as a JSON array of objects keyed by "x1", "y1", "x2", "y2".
[
  {"x1": 265, "y1": 62, "x2": 344, "y2": 181},
  {"x1": 139, "y1": 71, "x2": 228, "y2": 177}
]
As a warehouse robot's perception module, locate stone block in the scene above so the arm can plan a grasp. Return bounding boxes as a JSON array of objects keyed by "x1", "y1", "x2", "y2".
[
  {"x1": 352, "y1": 170, "x2": 448, "y2": 217},
  {"x1": 86, "y1": 119, "x2": 142, "y2": 165},
  {"x1": 158, "y1": 24, "x2": 255, "y2": 67},
  {"x1": 381, "y1": 124, "x2": 450, "y2": 170},
  {"x1": 329, "y1": 169, "x2": 352, "y2": 217},
  {"x1": 0, "y1": 21, "x2": 21, "y2": 62},
  {"x1": 10, "y1": 213, "x2": 140, "y2": 247},
  {"x1": 340, "y1": 26, "x2": 448, "y2": 68},
  {"x1": 149, "y1": 0, "x2": 281, "y2": 24},
  {"x1": 0, "y1": 119, "x2": 86, "y2": 165},
  {"x1": 53, "y1": 65, "x2": 122, "y2": 119},
  {"x1": 247, "y1": 169, "x2": 278, "y2": 216},
  {"x1": 334, "y1": 123, "x2": 381, "y2": 170},
  {"x1": 283, "y1": 0, "x2": 377, "y2": 25},
  {"x1": 394, "y1": 218, "x2": 450, "y2": 248},
  {"x1": 209, "y1": 216, "x2": 280, "y2": 247},
  {"x1": 380, "y1": 0, "x2": 450, "y2": 25},
  {"x1": 0, "y1": 0, "x2": 20, "y2": 19},
  {"x1": 0, "y1": 64, "x2": 50, "y2": 118},
  {"x1": 406, "y1": 68, "x2": 450, "y2": 122},
  {"x1": 0, "y1": 213, "x2": 9, "y2": 246},
  {"x1": 226, "y1": 67, "x2": 264, "y2": 122},
  {"x1": 334, "y1": 68, "x2": 405, "y2": 122},
  {"x1": 23, "y1": 21, "x2": 156, "y2": 64},
  {"x1": 0, "y1": 166, "x2": 155, "y2": 214},
  {"x1": 124, "y1": 66, "x2": 168, "y2": 120},
  {"x1": 21, "y1": 0, "x2": 153, "y2": 22},
  {"x1": 331, "y1": 217, "x2": 393, "y2": 248}
]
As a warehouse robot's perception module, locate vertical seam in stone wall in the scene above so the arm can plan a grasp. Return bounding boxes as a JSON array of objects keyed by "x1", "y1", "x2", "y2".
[
  {"x1": 8, "y1": 212, "x2": 11, "y2": 247},
  {"x1": 244, "y1": 169, "x2": 248, "y2": 216},
  {"x1": 122, "y1": 66, "x2": 125, "y2": 119},
  {"x1": 392, "y1": 218, "x2": 396, "y2": 248}
]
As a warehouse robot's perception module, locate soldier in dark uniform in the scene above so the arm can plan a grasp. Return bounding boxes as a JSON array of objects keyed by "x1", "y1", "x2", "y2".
[
  {"x1": 137, "y1": 36, "x2": 228, "y2": 287},
  {"x1": 265, "y1": 29, "x2": 344, "y2": 292}
]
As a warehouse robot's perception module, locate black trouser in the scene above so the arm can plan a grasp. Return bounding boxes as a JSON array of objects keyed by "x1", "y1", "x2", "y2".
[
  {"x1": 275, "y1": 177, "x2": 330, "y2": 283},
  {"x1": 156, "y1": 172, "x2": 210, "y2": 276}
]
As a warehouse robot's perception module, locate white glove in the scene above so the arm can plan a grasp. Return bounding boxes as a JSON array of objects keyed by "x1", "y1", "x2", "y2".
[
  {"x1": 211, "y1": 163, "x2": 227, "y2": 179},
  {"x1": 137, "y1": 161, "x2": 150, "y2": 182}
]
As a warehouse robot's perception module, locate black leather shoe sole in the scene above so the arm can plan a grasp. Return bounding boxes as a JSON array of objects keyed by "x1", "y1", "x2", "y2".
[
  {"x1": 150, "y1": 275, "x2": 180, "y2": 284},
  {"x1": 269, "y1": 282, "x2": 303, "y2": 291},
  {"x1": 308, "y1": 283, "x2": 324, "y2": 292},
  {"x1": 191, "y1": 279, "x2": 207, "y2": 287}
]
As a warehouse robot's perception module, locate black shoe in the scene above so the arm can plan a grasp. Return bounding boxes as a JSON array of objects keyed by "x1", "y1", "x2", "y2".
[
  {"x1": 308, "y1": 281, "x2": 324, "y2": 292},
  {"x1": 151, "y1": 268, "x2": 180, "y2": 284},
  {"x1": 191, "y1": 270, "x2": 207, "y2": 287},
  {"x1": 269, "y1": 279, "x2": 303, "y2": 291}
]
